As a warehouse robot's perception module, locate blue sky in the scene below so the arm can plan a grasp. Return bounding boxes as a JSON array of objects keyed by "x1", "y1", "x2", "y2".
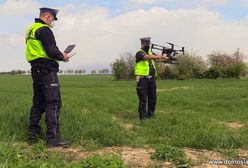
[
  {"x1": 20, "y1": 0, "x2": 248, "y2": 20},
  {"x1": 207, "y1": 1, "x2": 248, "y2": 20},
  {"x1": 0, "y1": 0, "x2": 248, "y2": 71},
  {"x1": 0, "y1": 0, "x2": 245, "y2": 18}
]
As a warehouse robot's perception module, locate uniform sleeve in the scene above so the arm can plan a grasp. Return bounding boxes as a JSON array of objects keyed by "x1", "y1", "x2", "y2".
[
  {"x1": 35, "y1": 27, "x2": 64, "y2": 61},
  {"x1": 135, "y1": 51, "x2": 146, "y2": 62}
]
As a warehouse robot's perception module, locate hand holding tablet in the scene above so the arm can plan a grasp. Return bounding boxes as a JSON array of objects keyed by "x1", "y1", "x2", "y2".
[
  {"x1": 63, "y1": 45, "x2": 76, "y2": 61},
  {"x1": 64, "y1": 45, "x2": 76, "y2": 53}
]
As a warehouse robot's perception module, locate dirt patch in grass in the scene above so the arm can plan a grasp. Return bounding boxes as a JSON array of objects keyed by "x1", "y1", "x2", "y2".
[
  {"x1": 112, "y1": 115, "x2": 118, "y2": 121},
  {"x1": 227, "y1": 122, "x2": 244, "y2": 129},
  {"x1": 50, "y1": 146, "x2": 248, "y2": 168},
  {"x1": 183, "y1": 148, "x2": 248, "y2": 168},
  {"x1": 50, "y1": 146, "x2": 155, "y2": 167},
  {"x1": 112, "y1": 115, "x2": 135, "y2": 131},
  {"x1": 121, "y1": 123, "x2": 135, "y2": 131},
  {"x1": 157, "y1": 86, "x2": 190, "y2": 92},
  {"x1": 183, "y1": 148, "x2": 226, "y2": 167},
  {"x1": 216, "y1": 120, "x2": 245, "y2": 129},
  {"x1": 81, "y1": 107, "x2": 89, "y2": 113},
  {"x1": 85, "y1": 146, "x2": 154, "y2": 167},
  {"x1": 237, "y1": 149, "x2": 248, "y2": 159},
  {"x1": 114, "y1": 147, "x2": 154, "y2": 167}
]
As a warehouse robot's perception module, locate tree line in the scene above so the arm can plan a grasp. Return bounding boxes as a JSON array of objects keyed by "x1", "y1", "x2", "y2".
[
  {"x1": 0, "y1": 68, "x2": 110, "y2": 75},
  {"x1": 110, "y1": 50, "x2": 247, "y2": 80},
  {"x1": 2, "y1": 50, "x2": 246, "y2": 79}
]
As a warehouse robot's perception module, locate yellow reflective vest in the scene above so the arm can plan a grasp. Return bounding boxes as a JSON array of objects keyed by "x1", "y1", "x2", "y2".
[
  {"x1": 25, "y1": 22, "x2": 55, "y2": 62},
  {"x1": 135, "y1": 49, "x2": 157, "y2": 76}
]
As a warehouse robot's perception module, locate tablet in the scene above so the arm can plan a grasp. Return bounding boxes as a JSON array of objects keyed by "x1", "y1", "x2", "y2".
[{"x1": 64, "y1": 45, "x2": 76, "y2": 53}]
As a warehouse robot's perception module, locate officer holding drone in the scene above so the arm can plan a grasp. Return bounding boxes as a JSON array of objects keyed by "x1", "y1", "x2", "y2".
[{"x1": 135, "y1": 37, "x2": 170, "y2": 120}]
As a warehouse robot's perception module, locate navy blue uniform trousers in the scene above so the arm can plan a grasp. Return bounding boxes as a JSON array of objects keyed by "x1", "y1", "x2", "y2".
[
  {"x1": 136, "y1": 76, "x2": 157, "y2": 120},
  {"x1": 29, "y1": 68, "x2": 61, "y2": 142}
]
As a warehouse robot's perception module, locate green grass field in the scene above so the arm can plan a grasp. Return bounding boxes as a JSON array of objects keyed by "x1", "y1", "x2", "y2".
[{"x1": 1, "y1": 75, "x2": 248, "y2": 167}]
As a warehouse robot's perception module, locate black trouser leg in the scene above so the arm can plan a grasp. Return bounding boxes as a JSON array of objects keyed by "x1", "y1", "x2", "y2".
[
  {"x1": 29, "y1": 70, "x2": 45, "y2": 138},
  {"x1": 42, "y1": 71, "x2": 61, "y2": 142},
  {"x1": 29, "y1": 69, "x2": 62, "y2": 144},
  {"x1": 136, "y1": 78, "x2": 148, "y2": 120},
  {"x1": 147, "y1": 78, "x2": 157, "y2": 117}
]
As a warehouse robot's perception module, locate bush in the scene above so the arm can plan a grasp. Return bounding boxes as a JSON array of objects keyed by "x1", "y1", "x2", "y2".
[
  {"x1": 111, "y1": 52, "x2": 135, "y2": 80},
  {"x1": 177, "y1": 54, "x2": 208, "y2": 79},
  {"x1": 156, "y1": 64, "x2": 178, "y2": 79},
  {"x1": 207, "y1": 51, "x2": 247, "y2": 79},
  {"x1": 226, "y1": 62, "x2": 247, "y2": 79},
  {"x1": 205, "y1": 66, "x2": 223, "y2": 79},
  {"x1": 158, "y1": 53, "x2": 207, "y2": 80},
  {"x1": 151, "y1": 145, "x2": 191, "y2": 166},
  {"x1": 111, "y1": 50, "x2": 247, "y2": 80}
]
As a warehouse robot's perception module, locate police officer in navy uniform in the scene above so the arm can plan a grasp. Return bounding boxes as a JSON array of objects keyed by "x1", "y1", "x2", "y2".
[
  {"x1": 26, "y1": 7, "x2": 70, "y2": 147},
  {"x1": 135, "y1": 37, "x2": 170, "y2": 120}
]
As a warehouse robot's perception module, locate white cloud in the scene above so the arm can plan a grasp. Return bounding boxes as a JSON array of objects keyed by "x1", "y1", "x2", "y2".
[
  {"x1": 241, "y1": 0, "x2": 248, "y2": 6},
  {"x1": 128, "y1": 0, "x2": 170, "y2": 4},
  {"x1": 127, "y1": 0, "x2": 192, "y2": 5},
  {"x1": 6, "y1": 34, "x2": 23, "y2": 46},
  {"x1": 202, "y1": 0, "x2": 228, "y2": 5},
  {"x1": 55, "y1": 6, "x2": 248, "y2": 71},
  {"x1": 1, "y1": 2, "x2": 248, "y2": 72},
  {"x1": 0, "y1": 33, "x2": 27, "y2": 71},
  {"x1": 0, "y1": 0, "x2": 40, "y2": 16},
  {"x1": 126, "y1": 0, "x2": 228, "y2": 5}
]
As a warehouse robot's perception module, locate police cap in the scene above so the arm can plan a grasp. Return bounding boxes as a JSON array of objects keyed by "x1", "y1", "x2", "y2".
[
  {"x1": 140, "y1": 37, "x2": 151, "y2": 45},
  {"x1": 40, "y1": 7, "x2": 59, "y2": 20}
]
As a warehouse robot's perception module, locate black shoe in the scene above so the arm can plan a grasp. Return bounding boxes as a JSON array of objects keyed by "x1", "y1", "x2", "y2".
[
  {"x1": 47, "y1": 139, "x2": 70, "y2": 148},
  {"x1": 140, "y1": 117, "x2": 148, "y2": 121},
  {"x1": 147, "y1": 114, "x2": 154, "y2": 119},
  {"x1": 27, "y1": 136, "x2": 38, "y2": 145}
]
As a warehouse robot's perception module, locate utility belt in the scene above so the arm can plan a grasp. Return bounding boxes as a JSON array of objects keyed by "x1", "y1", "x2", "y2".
[
  {"x1": 136, "y1": 75, "x2": 154, "y2": 82},
  {"x1": 30, "y1": 58, "x2": 59, "y2": 72},
  {"x1": 31, "y1": 67, "x2": 54, "y2": 75},
  {"x1": 139, "y1": 75, "x2": 154, "y2": 79}
]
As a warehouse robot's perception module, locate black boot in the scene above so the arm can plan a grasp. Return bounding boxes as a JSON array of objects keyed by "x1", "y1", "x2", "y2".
[
  {"x1": 47, "y1": 139, "x2": 70, "y2": 148},
  {"x1": 27, "y1": 134, "x2": 39, "y2": 145}
]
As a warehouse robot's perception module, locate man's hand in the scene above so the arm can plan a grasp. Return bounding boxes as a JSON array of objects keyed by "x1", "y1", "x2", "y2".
[
  {"x1": 63, "y1": 52, "x2": 70, "y2": 62},
  {"x1": 160, "y1": 54, "x2": 170, "y2": 62}
]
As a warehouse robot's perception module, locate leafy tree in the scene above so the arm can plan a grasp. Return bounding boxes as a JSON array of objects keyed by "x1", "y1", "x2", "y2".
[
  {"x1": 206, "y1": 50, "x2": 247, "y2": 79},
  {"x1": 91, "y1": 70, "x2": 97, "y2": 74},
  {"x1": 156, "y1": 64, "x2": 178, "y2": 79},
  {"x1": 10, "y1": 70, "x2": 26, "y2": 75},
  {"x1": 157, "y1": 52, "x2": 207, "y2": 80},
  {"x1": 98, "y1": 68, "x2": 110, "y2": 74},
  {"x1": 111, "y1": 52, "x2": 135, "y2": 80}
]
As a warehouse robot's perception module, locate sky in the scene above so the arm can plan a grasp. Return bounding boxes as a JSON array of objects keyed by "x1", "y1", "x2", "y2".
[{"x1": 1, "y1": 0, "x2": 248, "y2": 72}]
